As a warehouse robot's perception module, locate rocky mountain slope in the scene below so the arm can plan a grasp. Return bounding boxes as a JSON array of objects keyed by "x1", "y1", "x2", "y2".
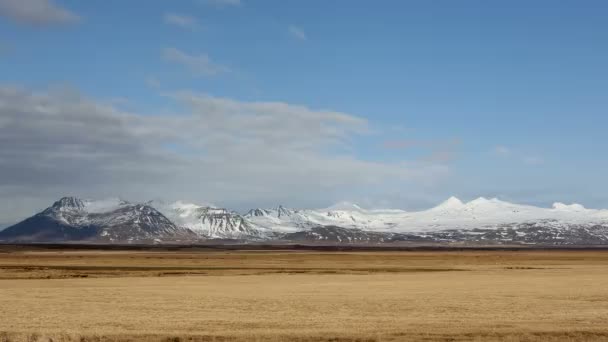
[
  {"x1": 3, "y1": 196, "x2": 608, "y2": 244},
  {"x1": 0, "y1": 197, "x2": 196, "y2": 243},
  {"x1": 150, "y1": 200, "x2": 265, "y2": 239},
  {"x1": 247, "y1": 197, "x2": 608, "y2": 234}
]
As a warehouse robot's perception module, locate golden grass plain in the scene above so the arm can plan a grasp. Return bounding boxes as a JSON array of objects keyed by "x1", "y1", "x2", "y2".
[{"x1": 1, "y1": 247, "x2": 608, "y2": 341}]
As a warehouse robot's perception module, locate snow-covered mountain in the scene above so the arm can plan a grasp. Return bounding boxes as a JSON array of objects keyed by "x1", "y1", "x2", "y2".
[
  {"x1": 244, "y1": 205, "x2": 321, "y2": 232},
  {"x1": 244, "y1": 197, "x2": 608, "y2": 244},
  {"x1": 0, "y1": 197, "x2": 196, "y2": 242},
  {"x1": 3, "y1": 196, "x2": 608, "y2": 244},
  {"x1": 245, "y1": 197, "x2": 608, "y2": 233},
  {"x1": 150, "y1": 200, "x2": 266, "y2": 239}
]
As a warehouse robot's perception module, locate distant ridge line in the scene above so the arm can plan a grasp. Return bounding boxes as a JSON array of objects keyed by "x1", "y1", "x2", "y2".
[{"x1": 3, "y1": 243, "x2": 608, "y2": 252}]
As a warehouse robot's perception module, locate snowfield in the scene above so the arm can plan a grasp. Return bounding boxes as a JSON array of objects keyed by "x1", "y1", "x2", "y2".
[
  {"x1": 3, "y1": 196, "x2": 608, "y2": 243},
  {"x1": 244, "y1": 196, "x2": 608, "y2": 234}
]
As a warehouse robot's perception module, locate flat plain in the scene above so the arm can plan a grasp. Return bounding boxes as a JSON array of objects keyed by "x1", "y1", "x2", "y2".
[{"x1": 1, "y1": 246, "x2": 608, "y2": 341}]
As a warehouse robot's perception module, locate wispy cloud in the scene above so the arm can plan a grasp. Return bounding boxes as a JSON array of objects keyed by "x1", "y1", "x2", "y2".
[
  {"x1": 162, "y1": 48, "x2": 230, "y2": 76},
  {"x1": 383, "y1": 140, "x2": 419, "y2": 150},
  {"x1": 523, "y1": 156, "x2": 544, "y2": 165},
  {"x1": 494, "y1": 145, "x2": 511, "y2": 156},
  {"x1": 163, "y1": 13, "x2": 199, "y2": 31},
  {"x1": 0, "y1": 84, "x2": 448, "y2": 222},
  {"x1": 493, "y1": 146, "x2": 544, "y2": 166},
  {"x1": 145, "y1": 76, "x2": 161, "y2": 89},
  {"x1": 0, "y1": 0, "x2": 80, "y2": 26},
  {"x1": 383, "y1": 139, "x2": 461, "y2": 164},
  {"x1": 288, "y1": 25, "x2": 307, "y2": 41},
  {"x1": 199, "y1": 0, "x2": 241, "y2": 7}
]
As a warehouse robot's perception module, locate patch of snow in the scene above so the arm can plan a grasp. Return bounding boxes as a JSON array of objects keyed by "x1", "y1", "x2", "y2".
[
  {"x1": 324, "y1": 201, "x2": 364, "y2": 212},
  {"x1": 552, "y1": 202, "x2": 587, "y2": 212}
]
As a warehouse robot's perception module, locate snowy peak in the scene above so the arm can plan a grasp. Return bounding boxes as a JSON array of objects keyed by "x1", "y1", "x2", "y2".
[
  {"x1": 1, "y1": 197, "x2": 194, "y2": 242},
  {"x1": 154, "y1": 201, "x2": 264, "y2": 239},
  {"x1": 247, "y1": 196, "x2": 608, "y2": 235},
  {"x1": 50, "y1": 197, "x2": 131, "y2": 215},
  {"x1": 552, "y1": 202, "x2": 587, "y2": 211},
  {"x1": 246, "y1": 206, "x2": 299, "y2": 219},
  {"x1": 277, "y1": 205, "x2": 296, "y2": 218},
  {"x1": 431, "y1": 196, "x2": 465, "y2": 211},
  {"x1": 245, "y1": 208, "x2": 272, "y2": 217},
  {"x1": 84, "y1": 198, "x2": 130, "y2": 213},
  {"x1": 467, "y1": 197, "x2": 507, "y2": 205},
  {"x1": 324, "y1": 201, "x2": 364, "y2": 212},
  {"x1": 171, "y1": 200, "x2": 207, "y2": 211},
  {"x1": 51, "y1": 197, "x2": 86, "y2": 211},
  {"x1": 467, "y1": 197, "x2": 491, "y2": 205},
  {"x1": 462, "y1": 197, "x2": 538, "y2": 214},
  {"x1": 92, "y1": 203, "x2": 188, "y2": 241},
  {"x1": 5, "y1": 195, "x2": 608, "y2": 244}
]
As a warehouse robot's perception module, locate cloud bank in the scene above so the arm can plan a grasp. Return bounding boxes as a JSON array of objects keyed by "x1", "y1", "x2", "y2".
[
  {"x1": 199, "y1": 0, "x2": 241, "y2": 7},
  {"x1": 162, "y1": 48, "x2": 231, "y2": 76},
  {"x1": 164, "y1": 13, "x2": 199, "y2": 31},
  {"x1": 0, "y1": 0, "x2": 80, "y2": 26},
  {"x1": 288, "y1": 25, "x2": 307, "y2": 41},
  {"x1": 0, "y1": 85, "x2": 448, "y2": 222}
]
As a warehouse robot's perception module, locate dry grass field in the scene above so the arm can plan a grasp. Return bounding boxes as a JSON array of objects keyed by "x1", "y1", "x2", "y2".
[{"x1": 1, "y1": 246, "x2": 608, "y2": 341}]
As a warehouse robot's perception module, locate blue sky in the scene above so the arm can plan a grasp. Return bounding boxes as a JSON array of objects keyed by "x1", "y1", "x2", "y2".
[{"x1": 1, "y1": 0, "x2": 608, "y2": 221}]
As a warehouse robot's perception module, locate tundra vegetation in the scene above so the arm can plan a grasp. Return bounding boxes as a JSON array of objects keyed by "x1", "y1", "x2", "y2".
[{"x1": 1, "y1": 246, "x2": 608, "y2": 341}]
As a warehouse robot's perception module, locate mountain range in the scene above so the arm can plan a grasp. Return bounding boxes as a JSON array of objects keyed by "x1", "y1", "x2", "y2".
[{"x1": 2, "y1": 196, "x2": 608, "y2": 245}]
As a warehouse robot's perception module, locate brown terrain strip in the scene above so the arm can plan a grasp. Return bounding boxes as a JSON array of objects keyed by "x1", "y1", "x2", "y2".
[{"x1": 1, "y1": 246, "x2": 608, "y2": 341}]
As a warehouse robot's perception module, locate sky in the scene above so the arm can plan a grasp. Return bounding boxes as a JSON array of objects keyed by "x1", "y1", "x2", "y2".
[{"x1": 1, "y1": 0, "x2": 608, "y2": 224}]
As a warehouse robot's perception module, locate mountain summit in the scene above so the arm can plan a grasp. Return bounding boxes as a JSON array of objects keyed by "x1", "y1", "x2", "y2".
[
  {"x1": 432, "y1": 196, "x2": 465, "y2": 211},
  {"x1": 3, "y1": 196, "x2": 608, "y2": 244},
  {"x1": 151, "y1": 200, "x2": 264, "y2": 239},
  {"x1": 0, "y1": 197, "x2": 195, "y2": 242}
]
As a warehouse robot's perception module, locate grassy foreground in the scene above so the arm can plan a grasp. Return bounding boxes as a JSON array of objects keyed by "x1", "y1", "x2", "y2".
[{"x1": 1, "y1": 247, "x2": 608, "y2": 341}]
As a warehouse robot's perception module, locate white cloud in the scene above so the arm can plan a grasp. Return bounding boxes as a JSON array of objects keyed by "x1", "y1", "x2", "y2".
[
  {"x1": 523, "y1": 156, "x2": 544, "y2": 165},
  {"x1": 145, "y1": 76, "x2": 161, "y2": 89},
  {"x1": 494, "y1": 145, "x2": 511, "y2": 156},
  {"x1": 162, "y1": 47, "x2": 230, "y2": 76},
  {"x1": 200, "y1": 0, "x2": 241, "y2": 6},
  {"x1": 288, "y1": 25, "x2": 307, "y2": 41},
  {"x1": 164, "y1": 13, "x2": 199, "y2": 31},
  {"x1": 166, "y1": 90, "x2": 369, "y2": 150},
  {"x1": 0, "y1": 85, "x2": 448, "y2": 223},
  {"x1": 493, "y1": 146, "x2": 544, "y2": 166},
  {"x1": 384, "y1": 139, "x2": 461, "y2": 164},
  {"x1": 0, "y1": 0, "x2": 80, "y2": 26}
]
